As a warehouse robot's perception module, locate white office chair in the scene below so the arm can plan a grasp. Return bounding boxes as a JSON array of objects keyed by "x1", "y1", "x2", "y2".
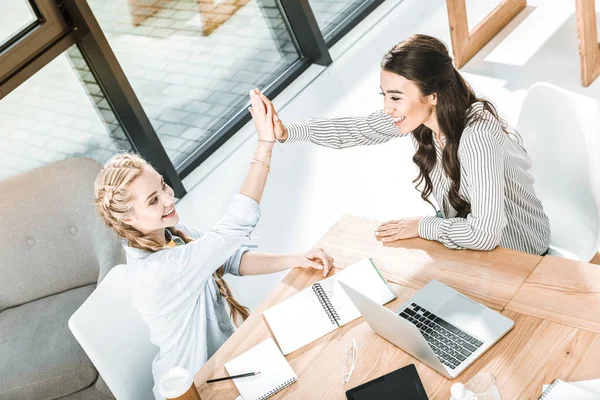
[
  {"x1": 69, "y1": 264, "x2": 158, "y2": 400},
  {"x1": 516, "y1": 82, "x2": 600, "y2": 261}
]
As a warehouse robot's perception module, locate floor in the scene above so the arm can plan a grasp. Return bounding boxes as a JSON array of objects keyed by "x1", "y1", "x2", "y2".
[{"x1": 175, "y1": 0, "x2": 600, "y2": 312}]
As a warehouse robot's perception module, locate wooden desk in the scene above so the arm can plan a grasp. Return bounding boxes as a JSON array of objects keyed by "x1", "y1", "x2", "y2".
[
  {"x1": 194, "y1": 215, "x2": 600, "y2": 399},
  {"x1": 506, "y1": 255, "x2": 600, "y2": 333},
  {"x1": 315, "y1": 215, "x2": 542, "y2": 311}
]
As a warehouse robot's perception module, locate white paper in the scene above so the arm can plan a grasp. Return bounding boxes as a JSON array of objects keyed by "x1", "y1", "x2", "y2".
[
  {"x1": 225, "y1": 338, "x2": 297, "y2": 400},
  {"x1": 262, "y1": 286, "x2": 336, "y2": 355},
  {"x1": 262, "y1": 258, "x2": 395, "y2": 355},
  {"x1": 313, "y1": 258, "x2": 396, "y2": 325},
  {"x1": 330, "y1": 258, "x2": 396, "y2": 324},
  {"x1": 572, "y1": 379, "x2": 600, "y2": 395},
  {"x1": 541, "y1": 380, "x2": 599, "y2": 399}
]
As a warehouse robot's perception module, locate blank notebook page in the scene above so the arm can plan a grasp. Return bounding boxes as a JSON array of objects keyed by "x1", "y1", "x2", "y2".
[
  {"x1": 326, "y1": 258, "x2": 396, "y2": 325},
  {"x1": 541, "y1": 380, "x2": 599, "y2": 400},
  {"x1": 224, "y1": 338, "x2": 297, "y2": 400},
  {"x1": 262, "y1": 286, "x2": 337, "y2": 355}
]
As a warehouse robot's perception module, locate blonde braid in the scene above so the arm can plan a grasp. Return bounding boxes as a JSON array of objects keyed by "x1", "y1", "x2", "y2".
[
  {"x1": 94, "y1": 154, "x2": 165, "y2": 251},
  {"x1": 95, "y1": 153, "x2": 250, "y2": 326},
  {"x1": 169, "y1": 227, "x2": 250, "y2": 326}
]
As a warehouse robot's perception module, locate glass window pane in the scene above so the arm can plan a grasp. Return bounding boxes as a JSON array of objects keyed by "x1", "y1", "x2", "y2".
[
  {"x1": 89, "y1": 0, "x2": 301, "y2": 167},
  {"x1": 0, "y1": 45, "x2": 132, "y2": 180},
  {"x1": 309, "y1": 0, "x2": 373, "y2": 40},
  {"x1": 1, "y1": 1, "x2": 38, "y2": 47}
]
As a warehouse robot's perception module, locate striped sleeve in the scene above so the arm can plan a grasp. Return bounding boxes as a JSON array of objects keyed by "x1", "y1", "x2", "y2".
[
  {"x1": 418, "y1": 120, "x2": 508, "y2": 250},
  {"x1": 170, "y1": 194, "x2": 260, "y2": 294},
  {"x1": 284, "y1": 110, "x2": 407, "y2": 148}
]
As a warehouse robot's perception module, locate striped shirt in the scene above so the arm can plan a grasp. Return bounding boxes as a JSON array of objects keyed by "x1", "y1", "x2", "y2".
[
  {"x1": 123, "y1": 194, "x2": 260, "y2": 400},
  {"x1": 284, "y1": 102, "x2": 550, "y2": 255}
]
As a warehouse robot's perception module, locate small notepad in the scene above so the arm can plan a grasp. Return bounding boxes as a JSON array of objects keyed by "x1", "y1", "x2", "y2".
[{"x1": 225, "y1": 338, "x2": 297, "y2": 400}]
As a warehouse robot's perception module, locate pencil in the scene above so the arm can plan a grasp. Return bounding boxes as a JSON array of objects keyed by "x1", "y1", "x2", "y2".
[{"x1": 206, "y1": 372, "x2": 260, "y2": 383}]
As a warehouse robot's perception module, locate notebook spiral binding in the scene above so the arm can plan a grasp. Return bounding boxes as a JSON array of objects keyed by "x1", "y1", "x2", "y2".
[
  {"x1": 258, "y1": 377, "x2": 298, "y2": 400},
  {"x1": 312, "y1": 283, "x2": 341, "y2": 326},
  {"x1": 538, "y1": 380, "x2": 559, "y2": 400}
]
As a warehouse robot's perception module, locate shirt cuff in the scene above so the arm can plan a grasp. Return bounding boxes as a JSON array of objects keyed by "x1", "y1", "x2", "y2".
[
  {"x1": 230, "y1": 193, "x2": 261, "y2": 226},
  {"x1": 223, "y1": 246, "x2": 250, "y2": 276},
  {"x1": 418, "y1": 216, "x2": 444, "y2": 241},
  {"x1": 282, "y1": 121, "x2": 311, "y2": 143}
]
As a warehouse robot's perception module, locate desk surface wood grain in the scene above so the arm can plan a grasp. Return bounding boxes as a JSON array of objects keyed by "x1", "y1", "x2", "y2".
[{"x1": 194, "y1": 215, "x2": 599, "y2": 399}]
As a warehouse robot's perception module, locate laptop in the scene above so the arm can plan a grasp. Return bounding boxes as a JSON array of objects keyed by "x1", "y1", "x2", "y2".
[{"x1": 338, "y1": 280, "x2": 514, "y2": 379}]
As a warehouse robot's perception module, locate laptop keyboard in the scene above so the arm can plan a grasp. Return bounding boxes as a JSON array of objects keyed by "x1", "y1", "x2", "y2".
[{"x1": 400, "y1": 303, "x2": 483, "y2": 370}]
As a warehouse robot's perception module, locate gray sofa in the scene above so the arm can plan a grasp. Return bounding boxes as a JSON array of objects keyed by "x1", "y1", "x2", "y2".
[{"x1": 0, "y1": 158, "x2": 125, "y2": 400}]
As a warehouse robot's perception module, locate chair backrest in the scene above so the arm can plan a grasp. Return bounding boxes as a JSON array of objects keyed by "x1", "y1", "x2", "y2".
[
  {"x1": 0, "y1": 157, "x2": 125, "y2": 313},
  {"x1": 516, "y1": 82, "x2": 600, "y2": 261},
  {"x1": 69, "y1": 264, "x2": 158, "y2": 400}
]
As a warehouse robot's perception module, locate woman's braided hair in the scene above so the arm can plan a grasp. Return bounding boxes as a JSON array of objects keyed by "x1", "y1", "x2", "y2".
[{"x1": 94, "y1": 153, "x2": 250, "y2": 325}]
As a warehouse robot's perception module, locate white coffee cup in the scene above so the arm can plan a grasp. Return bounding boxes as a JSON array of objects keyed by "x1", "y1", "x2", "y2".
[{"x1": 159, "y1": 367, "x2": 201, "y2": 400}]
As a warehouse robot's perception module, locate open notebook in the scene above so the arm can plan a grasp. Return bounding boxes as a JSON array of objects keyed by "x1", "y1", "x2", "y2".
[
  {"x1": 540, "y1": 379, "x2": 600, "y2": 399},
  {"x1": 263, "y1": 258, "x2": 396, "y2": 355},
  {"x1": 225, "y1": 338, "x2": 297, "y2": 400}
]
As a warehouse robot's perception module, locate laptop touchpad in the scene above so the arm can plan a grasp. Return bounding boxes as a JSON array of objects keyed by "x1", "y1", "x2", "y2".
[{"x1": 438, "y1": 295, "x2": 484, "y2": 327}]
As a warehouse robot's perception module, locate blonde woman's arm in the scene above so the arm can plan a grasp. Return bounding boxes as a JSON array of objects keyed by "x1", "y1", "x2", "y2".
[
  {"x1": 239, "y1": 89, "x2": 276, "y2": 203},
  {"x1": 238, "y1": 249, "x2": 334, "y2": 277}
]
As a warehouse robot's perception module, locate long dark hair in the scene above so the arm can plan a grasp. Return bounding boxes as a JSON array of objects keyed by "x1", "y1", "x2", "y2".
[{"x1": 381, "y1": 34, "x2": 506, "y2": 218}]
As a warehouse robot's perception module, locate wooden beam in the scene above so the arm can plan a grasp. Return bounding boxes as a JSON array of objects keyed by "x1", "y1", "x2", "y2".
[
  {"x1": 575, "y1": 0, "x2": 600, "y2": 86},
  {"x1": 446, "y1": 0, "x2": 526, "y2": 68}
]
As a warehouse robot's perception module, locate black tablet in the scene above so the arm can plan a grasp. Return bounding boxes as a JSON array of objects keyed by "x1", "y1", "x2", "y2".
[{"x1": 346, "y1": 364, "x2": 429, "y2": 400}]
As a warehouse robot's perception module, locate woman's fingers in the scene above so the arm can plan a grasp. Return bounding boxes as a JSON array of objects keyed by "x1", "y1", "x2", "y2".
[
  {"x1": 316, "y1": 249, "x2": 333, "y2": 276},
  {"x1": 255, "y1": 90, "x2": 288, "y2": 140},
  {"x1": 375, "y1": 230, "x2": 396, "y2": 238},
  {"x1": 249, "y1": 90, "x2": 257, "y2": 109},
  {"x1": 254, "y1": 89, "x2": 266, "y2": 115},
  {"x1": 258, "y1": 91, "x2": 273, "y2": 109},
  {"x1": 309, "y1": 257, "x2": 329, "y2": 276},
  {"x1": 375, "y1": 223, "x2": 399, "y2": 235},
  {"x1": 382, "y1": 234, "x2": 402, "y2": 242},
  {"x1": 376, "y1": 224, "x2": 397, "y2": 233},
  {"x1": 305, "y1": 258, "x2": 323, "y2": 270},
  {"x1": 265, "y1": 99, "x2": 273, "y2": 124},
  {"x1": 273, "y1": 113, "x2": 286, "y2": 139},
  {"x1": 378, "y1": 220, "x2": 401, "y2": 229},
  {"x1": 250, "y1": 91, "x2": 263, "y2": 124}
]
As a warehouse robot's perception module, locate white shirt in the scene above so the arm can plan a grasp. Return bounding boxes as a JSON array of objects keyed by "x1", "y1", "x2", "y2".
[{"x1": 123, "y1": 194, "x2": 260, "y2": 399}]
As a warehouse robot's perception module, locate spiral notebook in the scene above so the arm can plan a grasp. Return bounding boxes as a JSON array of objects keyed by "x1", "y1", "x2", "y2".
[
  {"x1": 263, "y1": 258, "x2": 396, "y2": 355},
  {"x1": 225, "y1": 338, "x2": 297, "y2": 400},
  {"x1": 539, "y1": 379, "x2": 600, "y2": 399}
]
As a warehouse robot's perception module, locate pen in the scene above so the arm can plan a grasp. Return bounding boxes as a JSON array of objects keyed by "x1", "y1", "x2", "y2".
[{"x1": 206, "y1": 372, "x2": 260, "y2": 383}]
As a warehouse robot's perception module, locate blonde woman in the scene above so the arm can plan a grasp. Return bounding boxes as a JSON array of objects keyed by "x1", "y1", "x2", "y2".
[{"x1": 94, "y1": 89, "x2": 333, "y2": 399}]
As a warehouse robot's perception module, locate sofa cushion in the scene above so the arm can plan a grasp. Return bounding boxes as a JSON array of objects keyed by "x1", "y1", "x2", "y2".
[
  {"x1": 56, "y1": 382, "x2": 114, "y2": 400},
  {"x1": 0, "y1": 285, "x2": 98, "y2": 400},
  {"x1": 56, "y1": 385, "x2": 114, "y2": 400},
  {"x1": 94, "y1": 374, "x2": 115, "y2": 399},
  {"x1": 0, "y1": 157, "x2": 125, "y2": 313}
]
